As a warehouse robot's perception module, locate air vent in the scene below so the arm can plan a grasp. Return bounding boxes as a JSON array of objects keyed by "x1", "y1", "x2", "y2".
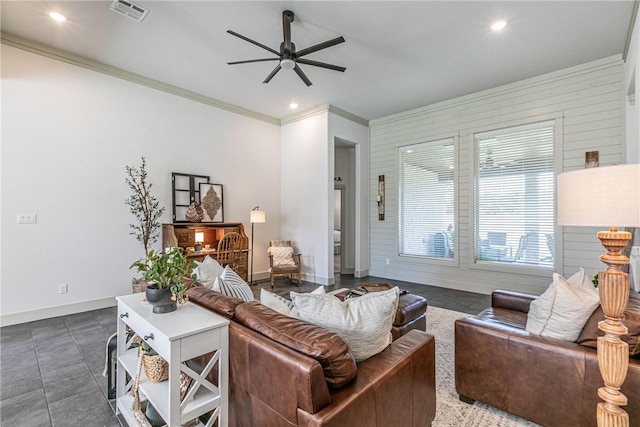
[{"x1": 109, "y1": 0, "x2": 148, "y2": 23}]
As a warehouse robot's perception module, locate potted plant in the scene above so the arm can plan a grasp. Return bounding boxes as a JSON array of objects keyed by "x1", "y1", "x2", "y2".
[
  {"x1": 130, "y1": 248, "x2": 196, "y2": 313},
  {"x1": 125, "y1": 156, "x2": 165, "y2": 293}
]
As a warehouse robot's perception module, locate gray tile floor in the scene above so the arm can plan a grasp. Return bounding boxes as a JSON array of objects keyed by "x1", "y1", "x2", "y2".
[{"x1": 0, "y1": 274, "x2": 489, "y2": 426}]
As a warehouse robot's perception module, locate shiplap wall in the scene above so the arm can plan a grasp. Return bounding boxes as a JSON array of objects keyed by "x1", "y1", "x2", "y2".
[{"x1": 369, "y1": 56, "x2": 625, "y2": 296}]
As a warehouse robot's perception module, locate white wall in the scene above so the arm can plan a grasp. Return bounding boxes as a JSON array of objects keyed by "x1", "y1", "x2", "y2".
[
  {"x1": 281, "y1": 111, "x2": 330, "y2": 283},
  {"x1": 1, "y1": 45, "x2": 281, "y2": 325},
  {"x1": 280, "y1": 108, "x2": 368, "y2": 285},
  {"x1": 626, "y1": 4, "x2": 640, "y2": 164},
  {"x1": 369, "y1": 56, "x2": 625, "y2": 296}
]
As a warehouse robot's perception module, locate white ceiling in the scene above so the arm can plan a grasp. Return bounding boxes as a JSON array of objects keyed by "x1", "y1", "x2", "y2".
[{"x1": 1, "y1": 1, "x2": 636, "y2": 121}]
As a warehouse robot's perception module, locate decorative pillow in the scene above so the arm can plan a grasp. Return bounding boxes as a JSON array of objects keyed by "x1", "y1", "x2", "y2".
[
  {"x1": 260, "y1": 289, "x2": 295, "y2": 315},
  {"x1": 212, "y1": 266, "x2": 253, "y2": 302},
  {"x1": 193, "y1": 256, "x2": 224, "y2": 288},
  {"x1": 525, "y1": 269, "x2": 600, "y2": 341},
  {"x1": 260, "y1": 286, "x2": 325, "y2": 317},
  {"x1": 268, "y1": 246, "x2": 296, "y2": 266},
  {"x1": 291, "y1": 287, "x2": 400, "y2": 362}
]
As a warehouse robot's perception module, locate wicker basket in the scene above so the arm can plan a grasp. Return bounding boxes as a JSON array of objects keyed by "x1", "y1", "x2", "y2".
[{"x1": 140, "y1": 350, "x2": 169, "y2": 383}]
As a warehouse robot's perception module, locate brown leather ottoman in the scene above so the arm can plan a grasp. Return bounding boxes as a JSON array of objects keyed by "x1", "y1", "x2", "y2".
[{"x1": 333, "y1": 286, "x2": 428, "y2": 340}]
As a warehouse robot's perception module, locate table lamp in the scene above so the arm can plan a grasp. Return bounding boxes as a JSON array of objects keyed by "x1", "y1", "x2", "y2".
[
  {"x1": 250, "y1": 207, "x2": 266, "y2": 285},
  {"x1": 558, "y1": 163, "x2": 640, "y2": 427},
  {"x1": 194, "y1": 232, "x2": 204, "y2": 252}
]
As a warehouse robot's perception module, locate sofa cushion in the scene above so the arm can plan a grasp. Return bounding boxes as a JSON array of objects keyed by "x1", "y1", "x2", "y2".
[
  {"x1": 577, "y1": 288, "x2": 640, "y2": 356},
  {"x1": 186, "y1": 286, "x2": 244, "y2": 319},
  {"x1": 213, "y1": 266, "x2": 253, "y2": 302},
  {"x1": 235, "y1": 301, "x2": 357, "y2": 389},
  {"x1": 525, "y1": 270, "x2": 600, "y2": 341},
  {"x1": 291, "y1": 287, "x2": 399, "y2": 362}
]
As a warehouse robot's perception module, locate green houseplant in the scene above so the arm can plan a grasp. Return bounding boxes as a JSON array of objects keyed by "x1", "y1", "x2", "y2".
[
  {"x1": 125, "y1": 156, "x2": 164, "y2": 257},
  {"x1": 130, "y1": 248, "x2": 196, "y2": 313}
]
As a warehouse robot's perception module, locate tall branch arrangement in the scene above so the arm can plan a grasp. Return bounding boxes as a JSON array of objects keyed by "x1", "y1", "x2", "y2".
[{"x1": 125, "y1": 157, "x2": 164, "y2": 256}]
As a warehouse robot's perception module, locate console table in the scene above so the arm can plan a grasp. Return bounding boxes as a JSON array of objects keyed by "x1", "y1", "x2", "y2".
[{"x1": 116, "y1": 293, "x2": 229, "y2": 427}]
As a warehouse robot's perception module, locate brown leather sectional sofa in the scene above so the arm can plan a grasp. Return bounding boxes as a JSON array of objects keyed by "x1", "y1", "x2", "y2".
[
  {"x1": 455, "y1": 289, "x2": 640, "y2": 427},
  {"x1": 186, "y1": 286, "x2": 437, "y2": 427}
]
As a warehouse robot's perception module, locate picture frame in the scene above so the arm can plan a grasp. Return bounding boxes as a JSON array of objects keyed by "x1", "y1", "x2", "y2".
[
  {"x1": 199, "y1": 183, "x2": 224, "y2": 222},
  {"x1": 171, "y1": 172, "x2": 210, "y2": 222}
]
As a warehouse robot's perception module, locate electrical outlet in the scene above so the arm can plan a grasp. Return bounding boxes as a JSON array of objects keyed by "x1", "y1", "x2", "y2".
[
  {"x1": 59, "y1": 283, "x2": 68, "y2": 294},
  {"x1": 386, "y1": 258, "x2": 390, "y2": 265},
  {"x1": 17, "y1": 213, "x2": 37, "y2": 224}
]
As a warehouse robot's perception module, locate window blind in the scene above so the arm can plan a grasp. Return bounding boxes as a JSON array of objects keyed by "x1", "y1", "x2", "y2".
[
  {"x1": 399, "y1": 139, "x2": 455, "y2": 259},
  {"x1": 474, "y1": 121, "x2": 555, "y2": 267}
]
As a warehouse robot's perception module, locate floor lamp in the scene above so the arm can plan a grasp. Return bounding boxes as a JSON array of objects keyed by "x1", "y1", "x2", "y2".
[
  {"x1": 558, "y1": 163, "x2": 640, "y2": 427},
  {"x1": 249, "y1": 207, "x2": 266, "y2": 286}
]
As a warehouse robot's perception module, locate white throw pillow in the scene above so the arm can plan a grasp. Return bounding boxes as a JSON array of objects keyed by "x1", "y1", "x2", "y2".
[
  {"x1": 268, "y1": 246, "x2": 296, "y2": 266},
  {"x1": 260, "y1": 286, "x2": 325, "y2": 317},
  {"x1": 193, "y1": 255, "x2": 224, "y2": 288},
  {"x1": 291, "y1": 287, "x2": 399, "y2": 362},
  {"x1": 212, "y1": 266, "x2": 253, "y2": 302},
  {"x1": 526, "y1": 269, "x2": 600, "y2": 341}
]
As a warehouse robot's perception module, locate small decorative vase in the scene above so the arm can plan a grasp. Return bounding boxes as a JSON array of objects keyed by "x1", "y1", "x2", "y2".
[
  {"x1": 185, "y1": 201, "x2": 204, "y2": 222},
  {"x1": 145, "y1": 285, "x2": 176, "y2": 314}
]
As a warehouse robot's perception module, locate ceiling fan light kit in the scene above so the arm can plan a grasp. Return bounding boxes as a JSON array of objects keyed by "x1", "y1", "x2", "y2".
[{"x1": 227, "y1": 10, "x2": 346, "y2": 86}]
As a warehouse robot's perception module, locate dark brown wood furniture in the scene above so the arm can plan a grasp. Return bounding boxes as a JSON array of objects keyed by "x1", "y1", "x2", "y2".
[{"x1": 162, "y1": 223, "x2": 249, "y2": 281}]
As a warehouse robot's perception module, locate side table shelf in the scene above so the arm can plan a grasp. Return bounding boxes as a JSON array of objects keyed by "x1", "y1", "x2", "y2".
[{"x1": 116, "y1": 293, "x2": 229, "y2": 427}]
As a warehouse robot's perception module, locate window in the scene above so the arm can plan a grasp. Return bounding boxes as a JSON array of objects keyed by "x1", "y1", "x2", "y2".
[
  {"x1": 399, "y1": 139, "x2": 455, "y2": 259},
  {"x1": 474, "y1": 121, "x2": 555, "y2": 267}
]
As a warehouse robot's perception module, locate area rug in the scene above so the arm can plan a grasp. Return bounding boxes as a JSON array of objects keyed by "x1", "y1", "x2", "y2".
[{"x1": 427, "y1": 306, "x2": 539, "y2": 427}]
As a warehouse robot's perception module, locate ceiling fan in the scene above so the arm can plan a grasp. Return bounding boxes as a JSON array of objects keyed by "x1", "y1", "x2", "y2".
[{"x1": 226, "y1": 10, "x2": 346, "y2": 87}]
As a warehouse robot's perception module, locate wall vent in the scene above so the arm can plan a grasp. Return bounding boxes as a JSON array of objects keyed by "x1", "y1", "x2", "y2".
[{"x1": 109, "y1": 0, "x2": 149, "y2": 23}]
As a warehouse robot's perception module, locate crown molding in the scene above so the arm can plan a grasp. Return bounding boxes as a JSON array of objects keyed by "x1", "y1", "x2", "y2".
[
  {"x1": 1, "y1": 32, "x2": 280, "y2": 126},
  {"x1": 281, "y1": 104, "x2": 368, "y2": 127}
]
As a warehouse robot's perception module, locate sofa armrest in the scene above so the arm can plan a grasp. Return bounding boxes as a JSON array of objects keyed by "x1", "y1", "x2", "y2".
[
  {"x1": 297, "y1": 330, "x2": 436, "y2": 427},
  {"x1": 491, "y1": 290, "x2": 536, "y2": 313}
]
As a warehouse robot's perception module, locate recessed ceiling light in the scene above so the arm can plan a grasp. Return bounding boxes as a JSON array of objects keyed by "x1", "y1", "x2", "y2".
[
  {"x1": 289, "y1": 102, "x2": 299, "y2": 109},
  {"x1": 491, "y1": 20, "x2": 507, "y2": 31},
  {"x1": 49, "y1": 11, "x2": 67, "y2": 22}
]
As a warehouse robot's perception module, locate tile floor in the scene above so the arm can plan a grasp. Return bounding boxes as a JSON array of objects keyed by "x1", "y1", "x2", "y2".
[{"x1": 0, "y1": 274, "x2": 490, "y2": 426}]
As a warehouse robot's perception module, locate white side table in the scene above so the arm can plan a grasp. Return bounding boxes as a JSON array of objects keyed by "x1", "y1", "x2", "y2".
[{"x1": 116, "y1": 293, "x2": 229, "y2": 427}]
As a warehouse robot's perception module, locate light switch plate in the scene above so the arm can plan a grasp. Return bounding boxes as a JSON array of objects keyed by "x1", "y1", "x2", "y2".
[{"x1": 17, "y1": 214, "x2": 37, "y2": 224}]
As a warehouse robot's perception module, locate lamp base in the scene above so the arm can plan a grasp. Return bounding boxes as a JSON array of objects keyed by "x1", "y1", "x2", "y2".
[{"x1": 595, "y1": 227, "x2": 631, "y2": 427}]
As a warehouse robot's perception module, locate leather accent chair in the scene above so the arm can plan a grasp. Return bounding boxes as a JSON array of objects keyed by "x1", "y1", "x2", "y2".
[{"x1": 455, "y1": 290, "x2": 640, "y2": 427}]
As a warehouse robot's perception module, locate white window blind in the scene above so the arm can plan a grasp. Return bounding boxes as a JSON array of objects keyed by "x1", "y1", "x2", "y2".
[
  {"x1": 474, "y1": 121, "x2": 555, "y2": 267},
  {"x1": 399, "y1": 139, "x2": 455, "y2": 259}
]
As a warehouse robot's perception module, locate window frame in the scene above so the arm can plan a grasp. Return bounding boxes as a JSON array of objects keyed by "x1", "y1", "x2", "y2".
[
  {"x1": 397, "y1": 136, "x2": 458, "y2": 266},
  {"x1": 468, "y1": 116, "x2": 563, "y2": 277}
]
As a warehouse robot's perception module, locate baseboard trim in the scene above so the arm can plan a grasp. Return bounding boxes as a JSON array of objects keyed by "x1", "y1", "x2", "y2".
[{"x1": 0, "y1": 297, "x2": 117, "y2": 327}]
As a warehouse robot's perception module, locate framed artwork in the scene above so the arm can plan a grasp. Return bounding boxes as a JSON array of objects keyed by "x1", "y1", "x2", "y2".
[
  {"x1": 199, "y1": 183, "x2": 224, "y2": 222},
  {"x1": 172, "y1": 172, "x2": 210, "y2": 222},
  {"x1": 585, "y1": 151, "x2": 599, "y2": 168}
]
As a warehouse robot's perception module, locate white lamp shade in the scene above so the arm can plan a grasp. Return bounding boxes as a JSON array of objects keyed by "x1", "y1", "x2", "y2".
[
  {"x1": 250, "y1": 210, "x2": 266, "y2": 224},
  {"x1": 195, "y1": 232, "x2": 204, "y2": 243},
  {"x1": 557, "y1": 163, "x2": 640, "y2": 227}
]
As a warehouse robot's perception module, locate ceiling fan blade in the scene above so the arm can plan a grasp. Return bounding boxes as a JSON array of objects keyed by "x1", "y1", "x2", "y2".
[
  {"x1": 295, "y1": 36, "x2": 345, "y2": 58},
  {"x1": 282, "y1": 10, "x2": 294, "y2": 54},
  {"x1": 293, "y1": 65, "x2": 312, "y2": 87},
  {"x1": 263, "y1": 64, "x2": 282, "y2": 84},
  {"x1": 296, "y1": 58, "x2": 346, "y2": 72},
  {"x1": 227, "y1": 30, "x2": 280, "y2": 56},
  {"x1": 228, "y1": 58, "x2": 280, "y2": 65}
]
